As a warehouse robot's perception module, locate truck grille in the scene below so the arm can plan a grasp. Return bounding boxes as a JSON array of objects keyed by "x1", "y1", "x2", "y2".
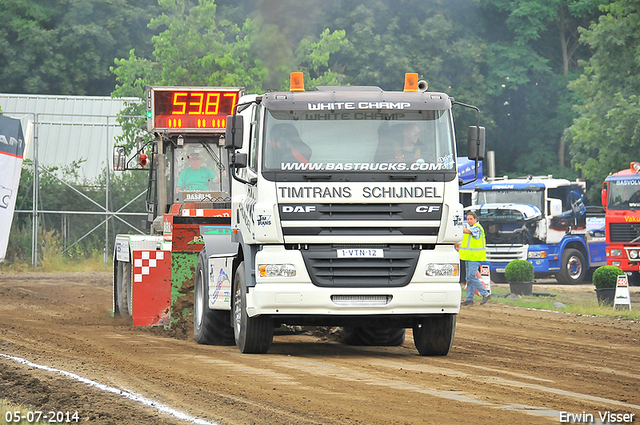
[
  {"x1": 279, "y1": 203, "x2": 441, "y2": 238},
  {"x1": 486, "y1": 244, "x2": 527, "y2": 263},
  {"x1": 609, "y1": 223, "x2": 640, "y2": 243},
  {"x1": 300, "y1": 245, "x2": 421, "y2": 288}
]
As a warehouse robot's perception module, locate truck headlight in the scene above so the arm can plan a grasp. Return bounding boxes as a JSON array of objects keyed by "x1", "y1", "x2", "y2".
[
  {"x1": 610, "y1": 249, "x2": 622, "y2": 257},
  {"x1": 426, "y1": 263, "x2": 459, "y2": 277},
  {"x1": 629, "y1": 250, "x2": 639, "y2": 259},
  {"x1": 528, "y1": 251, "x2": 547, "y2": 259},
  {"x1": 612, "y1": 261, "x2": 621, "y2": 267},
  {"x1": 258, "y1": 264, "x2": 297, "y2": 277}
]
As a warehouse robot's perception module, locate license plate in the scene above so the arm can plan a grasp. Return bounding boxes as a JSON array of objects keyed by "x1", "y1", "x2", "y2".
[
  {"x1": 495, "y1": 268, "x2": 505, "y2": 273},
  {"x1": 337, "y1": 248, "x2": 384, "y2": 258}
]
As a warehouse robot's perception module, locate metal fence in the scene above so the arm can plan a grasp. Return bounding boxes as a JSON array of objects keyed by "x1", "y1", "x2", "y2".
[{"x1": 7, "y1": 110, "x2": 148, "y2": 268}]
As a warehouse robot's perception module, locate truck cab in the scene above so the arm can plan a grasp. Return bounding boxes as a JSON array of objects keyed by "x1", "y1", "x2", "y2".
[
  {"x1": 193, "y1": 73, "x2": 485, "y2": 355},
  {"x1": 602, "y1": 162, "x2": 640, "y2": 285}
]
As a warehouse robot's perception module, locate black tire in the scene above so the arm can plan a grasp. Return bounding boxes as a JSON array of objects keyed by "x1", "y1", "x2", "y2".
[
  {"x1": 413, "y1": 314, "x2": 456, "y2": 356},
  {"x1": 341, "y1": 326, "x2": 406, "y2": 346},
  {"x1": 628, "y1": 271, "x2": 640, "y2": 287},
  {"x1": 193, "y1": 250, "x2": 234, "y2": 345},
  {"x1": 232, "y1": 261, "x2": 273, "y2": 354},
  {"x1": 556, "y1": 248, "x2": 586, "y2": 284},
  {"x1": 491, "y1": 272, "x2": 507, "y2": 283},
  {"x1": 115, "y1": 260, "x2": 132, "y2": 317}
]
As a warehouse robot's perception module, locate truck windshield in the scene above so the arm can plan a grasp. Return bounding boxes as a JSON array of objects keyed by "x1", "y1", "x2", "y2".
[
  {"x1": 173, "y1": 141, "x2": 229, "y2": 204},
  {"x1": 608, "y1": 179, "x2": 640, "y2": 209},
  {"x1": 476, "y1": 189, "x2": 544, "y2": 212},
  {"x1": 262, "y1": 109, "x2": 455, "y2": 173}
]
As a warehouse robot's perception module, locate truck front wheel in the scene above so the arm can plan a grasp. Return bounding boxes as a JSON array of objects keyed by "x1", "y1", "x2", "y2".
[
  {"x1": 233, "y1": 261, "x2": 274, "y2": 353},
  {"x1": 193, "y1": 250, "x2": 234, "y2": 345},
  {"x1": 412, "y1": 314, "x2": 456, "y2": 356},
  {"x1": 556, "y1": 249, "x2": 586, "y2": 284}
]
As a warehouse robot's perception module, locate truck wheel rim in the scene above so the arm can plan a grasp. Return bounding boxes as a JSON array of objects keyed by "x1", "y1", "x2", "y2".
[
  {"x1": 234, "y1": 284, "x2": 242, "y2": 335},
  {"x1": 567, "y1": 256, "x2": 582, "y2": 279}
]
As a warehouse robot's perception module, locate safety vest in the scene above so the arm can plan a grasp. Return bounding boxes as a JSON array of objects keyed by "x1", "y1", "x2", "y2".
[{"x1": 459, "y1": 222, "x2": 486, "y2": 261}]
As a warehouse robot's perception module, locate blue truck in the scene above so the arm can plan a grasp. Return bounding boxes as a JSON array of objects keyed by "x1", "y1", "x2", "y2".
[{"x1": 467, "y1": 175, "x2": 606, "y2": 284}]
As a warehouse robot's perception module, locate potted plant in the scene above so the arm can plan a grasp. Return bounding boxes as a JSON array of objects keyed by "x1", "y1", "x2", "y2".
[
  {"x1": 505, "y1": 259, "x2": 535, "y2": 295},
  {"x1": 592, "y1": 265, "x2": 622, "y2": 306}
]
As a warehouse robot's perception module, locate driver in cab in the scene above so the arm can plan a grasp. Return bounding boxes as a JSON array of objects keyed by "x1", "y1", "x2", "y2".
[{"x1": 176, "y1": 152, "x2": 218, "y2": 192}]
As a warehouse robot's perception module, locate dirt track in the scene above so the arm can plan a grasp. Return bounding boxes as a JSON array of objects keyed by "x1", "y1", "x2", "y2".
[{"x1": 1, "y1": 271, "x2": 639, "y2": 425}]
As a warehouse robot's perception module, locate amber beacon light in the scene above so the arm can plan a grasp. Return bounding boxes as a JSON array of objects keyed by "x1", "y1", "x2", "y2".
[
  {"x1": 404, "y1": 73, "x2": 419, "y2": 92},
  {"x1": 290, "y1": 72, "x2": 305, "y2": 91}
]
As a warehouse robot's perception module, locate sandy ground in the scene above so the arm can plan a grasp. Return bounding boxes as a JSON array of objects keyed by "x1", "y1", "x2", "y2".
[{"x1": 0, "y1": 271, "x2": 639, "y2": 425}]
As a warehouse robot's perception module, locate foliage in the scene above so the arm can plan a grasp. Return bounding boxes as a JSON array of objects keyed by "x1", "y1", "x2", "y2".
[
  {"x1": 566, "y1": 0, "x2": 640, "y2": 202},
  {"x1": 5, "y1": 0, "x2": 636, "y2": 185},
  {"x1": 592, "y1": 265, "x2": 623, "y2": 289},
  {"x1": 109, "y1": 0, "x2": 350, "y2": 145},
  {"x1": 0, "y1": 0, "x2": 158, "y2": 95},
  {"x1": 479, "y1": 0, "x2": 605, "y2": 178},
  {"x1": 504, "y1": 259, "x2": 535, "y2": 282},
  {"x1": 296, "y1": 29, "x2": 349, "y2": 89}
]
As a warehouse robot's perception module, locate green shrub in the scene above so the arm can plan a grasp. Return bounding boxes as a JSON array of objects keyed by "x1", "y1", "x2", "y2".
[
  {"x1": 592, "y1": 265, "x2": 623, "y2": 289},
  {"x1": 504, "y1": 259, "x2": 534, "y2": 282}
]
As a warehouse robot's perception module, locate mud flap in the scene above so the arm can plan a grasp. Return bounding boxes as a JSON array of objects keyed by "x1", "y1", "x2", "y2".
[
  {"x1": 200, "y1": 224, "x2": 238, "y2": 310},
  {"x1": 131, "y1": 250, "x2": 172, "y2": 326},
  {"x1": 208, "y1": 256, "x2": 234, "y2": 309}
]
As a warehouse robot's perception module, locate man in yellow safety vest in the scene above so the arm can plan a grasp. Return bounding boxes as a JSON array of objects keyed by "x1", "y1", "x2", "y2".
[{"x1": 460, "y1": 211, "x2": 491, "y2": 306}]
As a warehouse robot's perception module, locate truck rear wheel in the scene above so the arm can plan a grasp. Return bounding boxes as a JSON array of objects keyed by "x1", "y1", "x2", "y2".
[
  {"x1": 556, "y1": 249, "x2": 586, "y2": 284},
  {"x1": 412, "y1": 314, "x2": 456, "y2": 356},
  {"x1": 193, "y1": 250, "x2": 234, "y2": 345},
  {"x1": 233, "y1": 261, "x2": 273, "y2": 353},
  {"x1": 341, "y1": 326, "x2": 406, "y2": 346},
  {"x1": 115, "y1": 260, "x2": 132, "y2": 317}
]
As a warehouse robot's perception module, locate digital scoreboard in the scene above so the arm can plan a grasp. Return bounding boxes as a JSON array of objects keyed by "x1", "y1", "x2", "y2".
[{"x1": 147, "y1": 87, "x2": 244, "y2": 133}]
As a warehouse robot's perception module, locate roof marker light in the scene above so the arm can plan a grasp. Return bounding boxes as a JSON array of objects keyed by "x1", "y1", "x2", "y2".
[{"x1": 631, "y1": 162, "x2": 640, "y2": 173}]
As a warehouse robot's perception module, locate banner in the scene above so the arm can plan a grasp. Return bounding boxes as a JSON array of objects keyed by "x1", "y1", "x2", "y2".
[{"x1": 0, "y1": 115, "x2": 26, "y2": 262}]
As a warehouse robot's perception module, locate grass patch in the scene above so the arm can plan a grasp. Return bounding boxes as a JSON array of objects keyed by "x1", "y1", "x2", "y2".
[
  {"x1": 468, "y1": 286, "x2": 640, "y2": 320},
  {"x1": 0, "y1": 400, "x2": 49, "y2": 424},
  {"x1": 0, "y1": 251, "x2": 110, "y2": 273}
]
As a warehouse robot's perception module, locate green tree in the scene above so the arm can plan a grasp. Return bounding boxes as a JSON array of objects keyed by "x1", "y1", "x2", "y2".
[
  {"x1": 110, "y1": 0, "x2": 349, "y2": 147},
  {"x1": 326, "y1": 0, "x2": 487, "y2": 154},
  {"x1": 479, "y1": 0, "x2": 604, "y2": 176},
  {"x1": 566, "y1": 0, "x2": 640, "y2": 202},
  {"x1": 0, "y1": 0, "x2": 158, "y2": 95}
]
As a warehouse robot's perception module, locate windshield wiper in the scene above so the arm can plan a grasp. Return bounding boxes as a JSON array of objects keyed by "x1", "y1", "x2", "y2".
[
  {"x1": 303, "y1": 174, "x2": 332, "y2": 181},
  {"x1": 388, "y1": 175, "x2": 418, "y2": 181}
]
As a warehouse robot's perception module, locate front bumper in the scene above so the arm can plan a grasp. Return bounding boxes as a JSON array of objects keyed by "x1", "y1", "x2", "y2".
[{"x1": 248, "y1": 245, "x2": 461, "y2": 317}]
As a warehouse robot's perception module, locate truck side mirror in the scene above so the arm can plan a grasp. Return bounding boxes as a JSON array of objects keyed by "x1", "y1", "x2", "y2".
[
  {"x1": 113, "y1": 146, "x2": 126, "y2": 171},
  {"x1": 548, "y1": 199, "x2": 563, "y2": 217},
  {"x1": 231, "y1": 152, "x2": 248, "y2": 169},
  {"x1": 601, "y1": 183, "x2": 608, "y2": 209},
  {"x1": 467, "y1": 126, "x2": 485, "y2": 161},
  {"x1": 225, "y1": 115, "x2": 244, "y2": 150}
]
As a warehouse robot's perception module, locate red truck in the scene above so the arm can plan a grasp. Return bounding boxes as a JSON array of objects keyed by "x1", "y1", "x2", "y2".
[{"x1": 602, "y1": 162, "x2": 640, "y2": 285}]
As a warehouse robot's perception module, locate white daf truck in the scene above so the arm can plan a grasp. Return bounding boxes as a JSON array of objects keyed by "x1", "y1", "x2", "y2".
[{"x1": 194, "y1": 73, "x2": 485, "y2": 355}]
